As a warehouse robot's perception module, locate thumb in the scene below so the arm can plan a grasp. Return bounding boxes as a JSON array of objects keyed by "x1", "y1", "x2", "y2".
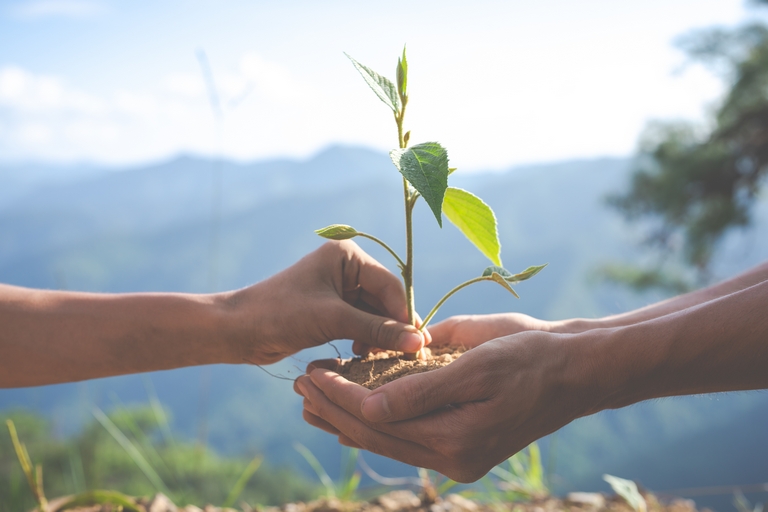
[
  {"x1": 337, "y1": 303, "x2": 425, "y2": 353},
  {"x1": 360, "y1": 355, "x2": 477, "y2": 423}
]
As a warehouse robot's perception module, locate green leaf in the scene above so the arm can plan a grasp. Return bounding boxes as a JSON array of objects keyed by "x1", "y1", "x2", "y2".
[
  {"x1": 483, "y1": 264, "x2": 547, "y2": 283},
  {"x1": 315, "y1": 224, "x2": 359, "y2": 240},
  {"x1": 483, "y1": 265, "x2": 512, "y2": 279},
  {"x1": 345, "y1": 53, "x2": 400, "y2": 113},
  {"x1": 485, "y1": 270, "x2": 520, "y2": 298},
  {"x1": 397, "y1": 46, "x2": 408, "y2": 98},
  {"x1": 506, "y1": 264, "x2": 548, "y2": 283},
  {"x1": 443, "y1": 187, "x2": 502, "y2": 266},
  {"x1": 390, "y1": 142, "x2": 450, "y2": 226}
]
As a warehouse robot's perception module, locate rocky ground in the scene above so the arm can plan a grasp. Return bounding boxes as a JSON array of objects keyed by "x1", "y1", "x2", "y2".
[{"x1": 43, "y1": 489, "x2": 707, "y2": 512}]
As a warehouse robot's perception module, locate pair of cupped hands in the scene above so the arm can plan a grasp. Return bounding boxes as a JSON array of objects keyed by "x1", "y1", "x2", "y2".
[{"x1": 266, "y1": 240, "x2": 593, "y2": 483}]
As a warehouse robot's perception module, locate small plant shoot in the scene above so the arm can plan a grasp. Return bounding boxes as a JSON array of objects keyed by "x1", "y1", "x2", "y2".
[{"x1": 316, "y1": 47, "x2": 546, "y2": 353}]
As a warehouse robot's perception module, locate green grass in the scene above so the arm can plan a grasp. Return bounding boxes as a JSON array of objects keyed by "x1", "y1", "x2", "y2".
[{"x1": 1, "y1": 408, "x2": 317, "y2": 511}]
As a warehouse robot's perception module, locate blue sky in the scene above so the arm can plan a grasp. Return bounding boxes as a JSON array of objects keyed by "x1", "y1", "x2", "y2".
[{"x1": 0, "y1": 0, "x2": 760, "y2": 169}]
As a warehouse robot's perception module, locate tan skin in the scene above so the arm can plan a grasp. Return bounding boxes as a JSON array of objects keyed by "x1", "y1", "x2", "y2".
[
  {"x1": 295, "y1": 261, "x2": 768, "y2": 483},
  {"x1": 0, "y1": 241, "x2": 429, "y2": 388}
]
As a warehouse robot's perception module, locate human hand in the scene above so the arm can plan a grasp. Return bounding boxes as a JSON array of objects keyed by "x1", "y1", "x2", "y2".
[
  {"x1": 428, "y1": 313, "x2": 552, "y2": 349},
  {"x1": 225, "y1": 240, "x2": 429, "y2": 365},
  {"x1": 295, "y1": 329, "x2": 606, "y2": 482}
]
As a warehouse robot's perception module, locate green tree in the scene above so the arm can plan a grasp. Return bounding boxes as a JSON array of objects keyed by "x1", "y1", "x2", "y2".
[{"x1": 607, "y1": 2, "x2": 768, "y2": 291}]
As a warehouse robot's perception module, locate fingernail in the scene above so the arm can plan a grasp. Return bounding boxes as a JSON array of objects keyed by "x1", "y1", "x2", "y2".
[
  {"x1": 361, "y1": 393, "x2": 390, "y2": 422},
  {"x1": 396, "y1": 329, "x2": 423, "y2": 352}
]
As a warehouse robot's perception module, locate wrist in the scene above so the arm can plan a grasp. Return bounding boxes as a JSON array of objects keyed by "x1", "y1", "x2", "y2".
[
  {"x1": 572, "y1": 321, "x2": 670, "y2": 414},
  {"x1": 187, "y1": 291, "x2": 246, "y2": 365},
  {"x1": 217, "y1": 279, "x2": 283, "y2": 365},
  {"x1": 211, "y1": 288, "x2": 255, "y2": 365},
  {"x1": 561, "y1": 326, "x2": 639, "y2": 416}
]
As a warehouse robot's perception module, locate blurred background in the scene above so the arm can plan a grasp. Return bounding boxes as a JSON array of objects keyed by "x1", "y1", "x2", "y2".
[{"x1": 1, "y1": 0, "x2": 768, "y2": 509}]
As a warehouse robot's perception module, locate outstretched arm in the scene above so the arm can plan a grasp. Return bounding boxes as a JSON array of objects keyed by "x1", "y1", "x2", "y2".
[
  {"x1": 0, "y1": 241, "x2": 426, "y2": 388},
  {"x1": 428, "y1": 260, "x2": 768, "y2": 347},
  {"x1": 296, "y1": 278, "x2": 768, "y2": 482},
  {"x1": 554, "y1": 259, "x2": 768, "y2": 333}
]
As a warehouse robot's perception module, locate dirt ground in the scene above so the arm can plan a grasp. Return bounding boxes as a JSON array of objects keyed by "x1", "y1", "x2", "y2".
[{"x1": 45, "y1": 489, "x2": 707, "y2": 512}]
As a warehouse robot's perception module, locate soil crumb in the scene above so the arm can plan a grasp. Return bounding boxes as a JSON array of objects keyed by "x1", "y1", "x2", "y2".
[{"x1": 339, "y1": 345, "x2": 467, "y2": 389}]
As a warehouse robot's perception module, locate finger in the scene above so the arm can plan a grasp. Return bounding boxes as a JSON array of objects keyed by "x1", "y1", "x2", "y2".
[
  {"x1": 345, "y1": 291, "x2": 384, "y2": 316},
  {"x1": 415, "y1": 313, "x2": 433, "y2": 347},
  {"x1": 357, "y1": 289, "x2": 386, "y2": 315},
  {"x1": 306, "y1": 359, "x2": 341, "y2": 374},
  {"x1": 309, "y1": 369, "x2": 461, "y2": 444},
  {"x1": 353, "y1": 252, "x2": 409, "y2": 324},
  {"x1": 352, "y1": 343, "x2": 385, "y2": 356},
  {"x1": 426, "y1": 317, "x2": 461, "y2": 344},
  {"x1": 353, "y1": 314, "x2": 431, "y2": 355},
  {"x1": 302, "y1": 409, "x2": 341, "y2": 436},
  {"x1": 308, "y1": 369, "x2": 369, "y2": 420},
  {"x1": 351, "y1": 341, "x2": 370, "y2": 356},
  {"x1": 300, "y1": 374, "x2": 442, "y2": 470},
  {"x1": 335, "y1": 302, "x2": 424, "y2": 353},
  {"x1": 294, "y1": 375, "x2": 309, "y2": 396}
]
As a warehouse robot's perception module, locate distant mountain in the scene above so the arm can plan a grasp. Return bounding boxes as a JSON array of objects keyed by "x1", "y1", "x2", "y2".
[{"x1": 1, "y1": 147, "x2": 767, "y2": 506}]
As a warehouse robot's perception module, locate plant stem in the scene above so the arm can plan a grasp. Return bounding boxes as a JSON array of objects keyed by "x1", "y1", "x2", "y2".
[
  {"x1": 395, "y1": 106, "x2": 416, "y2": 327},
  {"x1": 403, "y1": 178, "x2": 415, "y2": 325},
  {"x1": 419, "y1": 276, "x2": 490, "y2": 331},
  {"x1": 355, "y1": 233, "x2": 405, "y2": 269}
]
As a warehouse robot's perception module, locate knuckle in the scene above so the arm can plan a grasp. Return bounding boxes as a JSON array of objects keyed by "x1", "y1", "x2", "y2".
[{"x1": 367, "y1": 318, "x2": 389, "y2": 345}]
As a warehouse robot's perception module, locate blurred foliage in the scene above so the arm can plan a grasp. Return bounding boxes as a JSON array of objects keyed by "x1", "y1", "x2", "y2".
[
  {"x1": 607, "y1": 9, "x2": 768, "y2": 291},
  {"x1": 0, "y1": 408, "x2": 317, "y2": 511},
  {"x1": 295, "y1": 443, "x2": 361, "y2": 500}
]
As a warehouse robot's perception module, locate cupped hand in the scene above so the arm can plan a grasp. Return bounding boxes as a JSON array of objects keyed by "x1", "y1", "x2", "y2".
[
  {"x1": 427, "y1": 313, "x2": 552, "y2": 349},
  {"x1": 226, "y1": 240, "x2": 428, "y2": 364},
  {"x1": 294, "y1": 329, "x2": 605, "y2": 483}
]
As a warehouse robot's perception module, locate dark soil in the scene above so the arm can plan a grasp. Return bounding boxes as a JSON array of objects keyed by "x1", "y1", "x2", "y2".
[{"x1": 338, "y1": 346, "x2": 468, "y2": 389}]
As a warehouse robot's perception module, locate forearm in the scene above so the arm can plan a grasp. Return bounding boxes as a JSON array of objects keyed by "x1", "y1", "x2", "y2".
[
  {"x1": 581, "y1": 278, "x2": 768, "y2": 413},
  {"x1": 552, "y1": 260, "x2": 768, "y2": 333},
  {"x1": 0, "y1": 284, "x2": 241, "y2": 388}
]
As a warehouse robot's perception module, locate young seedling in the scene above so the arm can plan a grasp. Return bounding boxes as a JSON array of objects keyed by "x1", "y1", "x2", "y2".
[{"x1": 316, "y1": 47, "x2": 546, "y2": 355}]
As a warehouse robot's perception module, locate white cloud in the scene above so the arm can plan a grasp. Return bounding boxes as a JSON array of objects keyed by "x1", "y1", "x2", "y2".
[
  {"x1": 18, "y1": 123, "x2": 51, "y2": 144},
  {"x1": 10, "y1": 0, "x2": 105, "y2": 20},
  {"x1": 160, "y1": 73, "x2": 205, "y2": 100},
  {"x1": 0, "y1": 66, "x2": 105, "y2": 113},
  {"x1": 0, "y1": 55, "x2": 334, "y2": 164},
  {"x1": 239, "y1": 52, "x2": 310, "y2": 104}
]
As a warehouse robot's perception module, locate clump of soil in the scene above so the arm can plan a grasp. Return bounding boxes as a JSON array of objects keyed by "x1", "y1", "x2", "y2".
[{"x1": 339, "y1": 345, "x2": 468, "y2": 390}]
